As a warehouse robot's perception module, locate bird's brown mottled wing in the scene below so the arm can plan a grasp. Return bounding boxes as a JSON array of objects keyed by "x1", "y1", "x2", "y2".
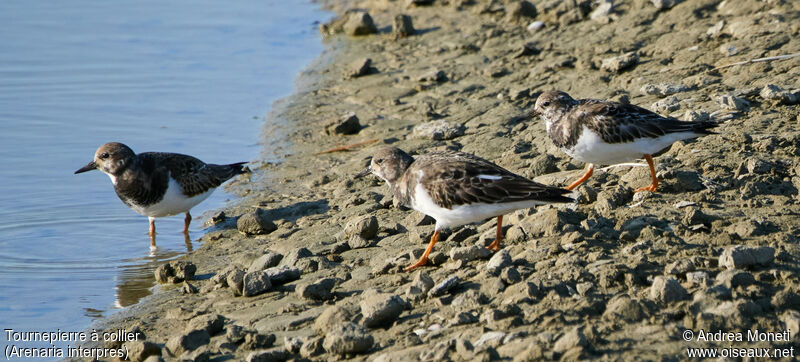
[
  {"x1": 577, "y1": 100, "x2": 716, "y2": 144},
  {"x1": 144, "y1": 153, "x2": 246, "y2": 197},
  {"x1": 415, "y1": 152, "x2": 572, "y2": 209}
]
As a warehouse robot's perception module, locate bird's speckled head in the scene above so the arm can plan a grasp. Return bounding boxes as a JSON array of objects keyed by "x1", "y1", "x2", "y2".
[
  {"x1": 75, "y1": 142, "x2": 136, "y2": 177},
  {"x1": 532, "y1": 90, "x2": 578, "y2": 125},
  {"x1": 364, "y1": 147, "x2": 415, "y2": 184}
]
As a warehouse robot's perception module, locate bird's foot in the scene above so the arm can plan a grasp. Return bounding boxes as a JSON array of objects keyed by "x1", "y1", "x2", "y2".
[
  {"x1": 634, "y1": 184, "x2": 658, "y2": 193},
  {"x1": 486, "y1": 239, "x2": 501, "y2": 252},
  {"x1": 404, "y1": 257, "x2": 429, "y2": 272}
]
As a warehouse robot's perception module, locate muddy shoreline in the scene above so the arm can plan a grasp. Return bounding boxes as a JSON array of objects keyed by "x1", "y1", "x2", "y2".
[{"x1": 83, "y1": 0, "x2": 800, "y2": 361}]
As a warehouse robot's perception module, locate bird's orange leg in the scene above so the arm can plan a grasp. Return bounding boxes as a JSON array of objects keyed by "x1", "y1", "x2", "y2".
[
  {"x1": 148, "y1": 217, "x2": 157, "y2": 248},
  {"x1": 634, "y1": 154, "x2": 659, "y2": 193},
  {"x1": 183, "y1": 212, "x2": 192, "y2": 234},
  {"x1": 405, "y1": 230, "x2": 440, "y2": 272},
  {"x1": 486, "y1": 215, "x2": 503, "y2": 252},
  {"x1": 565, "y1": 164, "x2": 594, "y2": 191}
]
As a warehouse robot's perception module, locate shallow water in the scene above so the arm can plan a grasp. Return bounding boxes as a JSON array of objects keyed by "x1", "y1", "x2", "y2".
[{"x1": 0, "y1": 0, "x2": 328, "y2": 355}]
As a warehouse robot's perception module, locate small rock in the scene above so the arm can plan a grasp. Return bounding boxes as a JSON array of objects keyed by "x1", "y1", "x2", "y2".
[
  {"x1": 344, "y1": 215, "x2": 379, "y2": 240},
  {"x1": 486, "y1": 249, "x2": 511, "y2": 275},
  {"x1": 226, "y1": 268, "x2": 246, "y2": 295},
  {"x1": 506, "y1": 1, "x2": 537, "y2": 23},
  {"x1": 166, "y1": 329, "x2": 210, "y2": 356},
  {"x1": 715, "y1": 269, "x2": 755, "y2": 289},
  {"x1": 641, "y1": 83, "x2": 688, "y2": 97},
  {"x1": 683, "y1": 111, "x2": 709, "y2": 123},
  {"x1": 716, "y1": 95, "x2": 749, "y2": 110},
  {"x1": 665, "y1": 259, "x2": 695, "y2": 276},
  {"x1": 393, "y1": 14, "x2": 415, "y2": 38},
  {"x1": 651, "y1": 95, "x2": 681, "y2": 113},
  {"x1": 315, "y1": 306, "x2": 354, "y2": 334},
  {"x1": 406, "y1": 271, "x2": 435, "y2": 300},
  {"x1": 237, "y1": 210, "x2": 277, "y2": 235},
  {"x1": 553, "y1": 327, "x2": 588, "y2": 354},
  {"x1": 760, "y1": 84, "x2": 800, "y2": 105},
  {"x1": 242, "y1": 270, "x2": 272, "y2": 297},
  {"x1": 600, "y1": 52, "x2": 638, "y2": 73},
  {"x1": 429, "y1": 275, "x2": 461, "y2": 297},
  {"x1": 719, "y1": 245, "x2": 774, "y2": 269},
  {"x1": 412, "y1": 119, "x2": 465, "y2": 140},
  {"x1": 246, "y1": 349, "x2": 288, "y2": 362},
  {"x1": 280, "y1": 248, "x2": 313, "y2": 267},
  {"x1": 513, "y1": 42, "x2": 540, "y2": 58},
  {"x1": 527, "y1": 21, "x2": 544, "y2": 32},
  {"x1": 325, "y1": 112, "x2": 361, "y2": 135},
  {"x1": 474, "y1": 331, "x2": 506, "y2": 349},
  {"x1": 243, "y1": 333, "x2": 276, "y2": 350},
  {"x1": 649, "y1": 276, "x2": 688, "y2": 303},
  {"x1": 248, "y1": 251, "x2": 283, "y2": 272},
  {"x1": 343, "y1": 11, "x2": 377, "y2": 36},
  {"x1": 417, "y1": 69, "x2": 446, "y2": 83},
  {"x1": 682, "y1": 207, "x2": 712, "y2": 227},
  {"x1": 771, "y1": 290, "x2": 800, "y2": 310},
  {"x1": 449, "y1": 245, "x2": 491, "y2": 262},
  {"x1": 300, "y1": 336, "x2": 324, "y2": 358},
  {"x1": 686, "y1": 271, "x2": 710, "y2": 286},
  {"x1": 155, "y1": 261, "x2": 196, "y2": 284},
  {"x1": 719, "y1": 44, "x2": 738, "y2": 56},
  {"x1": 225, "y1": 325, "x2": 247, "y2": 344},
  {"x1": 360, "y1": 292, "x2": 407, "y2": 328},
  {"x1": 346, "y1": 58, "x2": 372, "y2": 78},
  {"x1": 186, "y1": 314, "x2": 225, "y2": 336},
  {"x1": 500, "y1": 267, "x2": 522, "y2": 285},
  {"x1": 782, "y1": 311, "x2": 800, "y2": 340},
  {"x1": 706, "y1": 20, "x2": 725, "y2": 37},
  {"x1": 651, "y1": 0, "x2": 681, "y2": 9},
  {"x1": 284, "y1": 337, "x2": 303, "y2": 354},
  {"x1": 264, "y1": 266, "x2": 302, "y2": 285},
  {"x1": 576, "y1": 282, "x2": 594, "y2": 297},
  {"x1": 322, "y1": 322, "x2": 374, "y2": 355},
  {"x1": 590, "y1": 0, "x2": 613, "y2": 23},
  {"x1": 297, "y1": 278, "x2": 336, "y2": 301},
  {"x1": 124, "y1": 340, "x2": 161, "y2": 362}
]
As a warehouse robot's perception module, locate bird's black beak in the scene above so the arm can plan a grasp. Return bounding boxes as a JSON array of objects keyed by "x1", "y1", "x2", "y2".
[
  {"x1": 354, "y1": 167, "x2": 371, "y2": 179},
  {"x1": 74, "y1": 161, "x2": 97, "y2": 174},
  {"x1": 527, "y1": 108, "x2": 540, "y2": 119}
]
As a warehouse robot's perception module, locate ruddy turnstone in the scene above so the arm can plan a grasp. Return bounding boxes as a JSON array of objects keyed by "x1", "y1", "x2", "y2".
[
  {"x1": 357, "y1": 147, "x2": 572, "y2": 271},
  {"x1": 75, "y1": 142, "x2": 248, "y2": 245},
  {"x1": 532, "y1": 90, "x2": 717, "y2": 192}
]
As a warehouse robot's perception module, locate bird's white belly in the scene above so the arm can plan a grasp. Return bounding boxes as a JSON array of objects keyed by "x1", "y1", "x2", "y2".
[
  {"x1": 130, "y1": 178, "x2": 214, "y2": 218},
  {"x1": 411, "y1": 183, "x2": 545, "y2": 230},
  {"x1": 565, "y1": 125, "x2": 697, "y2": 165}
]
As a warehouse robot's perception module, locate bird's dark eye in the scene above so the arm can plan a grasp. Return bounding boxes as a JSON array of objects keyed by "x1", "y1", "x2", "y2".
[
  {"x1": 99, "y1": 152, "x2": 109, "y2": 159},
  {"x1": 541, "y1": 101, "x2": 551, "y2": 107},
  {"x1": 375, "y1": 158, "x2": 384, "y2": 164}
]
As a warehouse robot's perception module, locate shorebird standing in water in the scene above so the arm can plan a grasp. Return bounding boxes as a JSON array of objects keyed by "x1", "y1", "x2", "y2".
[
  {"x1": 75, "y1": 142, "x2": 249, "y2": 247},
  {"x1": 532, "y1": 90, "x2": 717, "y2": 192},
  {"x1": 357, "y1": 147, "x2": 572, "y2": 271}
]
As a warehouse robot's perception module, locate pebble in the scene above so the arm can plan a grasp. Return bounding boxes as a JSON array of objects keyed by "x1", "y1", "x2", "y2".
[
  {"x1": 297, "y1": 278, "x2": 337, "y2": 301},
  {"x1": 449, "y1": 245, "x2": 491, "y2": 262},
  {"x1": 263, "y1": 266, "x2": 302, "y2": 285},
  {"x1": 649, "y1": 276, "x2": 688, "y2": 303},
  {"x1": 485, "y1": 249, "x2": 511, "y2": 275},
  {"x1": 154, "y1": 261, "x2": 196, "y2": 284},
  {"x1": 237, "y1": 210, "x2": 277, "y2": 235},
  {"x1": 500, "y1": 267, "x2": 522, "y2": 285},
  {"x1": 345, "y1": 215, "x2": 379, "y2": 239},
  {"x1": 417, "y1": 69, "x2": 446, "y2": 83},
  {"x1": 590, "y1": 0, "x2": 614, "y2": 23},
  {"x1": 314, "y1": 306, "x2": 354, "y2": 334},
  {"x1": 186, "y1": 314, "x2": 225, "y2": 336},
  {"x1": 226, "y1": 268, "x2": 246, "y2": 295},
  {"x1": 124, "y1": 340, "x2": 161, "y2": 362},
  {"x1": 715, "y1": 269, "x2": 755, "y2": 288},
  {"x1": 527, "y1": 21, "x2": 544, "y2": 32},
  {"x1": 300, "y1": 336, "x2": 324, "y2": 358},
  {"x1": 474, "y1": 331, "x2": 506, "y2": 349},
  {"x1": 393, "y1": 14, "x2": 415, "y2": 38},
  {"x1": 246, "y1": 348, "x2": 289, "y2": 362},
  {"x1": 759, "y1": 84, "x2": 800, "y2": 105},
  {"x1": 552, "y1": 327, "x2": 588, "y2": 354},
  {"x1": 406, "y1": 270, "x2": 434, "y2": 300},
  {"x1": 346, "y1": 58, "x2": 373, "y2": 78},
  {"x1": 324, "y1": 112, "x2": 361, "y2": 135},
  {"x1": 719, "y1": 44, "x2": 738, "y2": 56},
  {"x1": 344, "y1": 11, "x2": 378, "y2": 36},
  {"x1": 602, "y1": 296, "x2": 646, "y2": 322},
  {"x1": 280, "y1": 248, "x2": 313, "y2": 267},
  {"x1": 641, "y1": 83, "x2": 688, "y2": 97},
  {"x1": 600, "y1": 52, "x2": 638, "y2": 73},
  {"x1": 428, "y1": 275, "x2": 461, "y2": 297},
  {"x1": 360, "y1": 291, "x2": 408, "y2": 328},
  {"x1": 651, "y1": 0, "x2": 681, "y2": 10},
  {"x1": 412, "y1": 119, "x2": 465, "y2": 140},
  {"x1": 242, "y1": 270, "x2": 272, "y2": 297},
  {"x1": 166, "y1": 329, "x2": 210, "y2": 356},
  {"x1": 322, "y1": 322, "x2": 374, "y2": 355},
  {"x1": 248, "y1": 251, "x2": 284, "y2": 272},
  {"x1": 716, "y1": 95, "x2": 749, "y2": 110},
  {"x1": 505, "y1": 1, "x2": 537, "y2": 23},
  {"x1": 651, "y1": 95, "x2": 681, "y2": 113},
  {"x1": 686, "y1": 271, "x2": 711, "y2": 286},
  {"x1": 719, "y1": 245, "x2": 774, "y2": 269}
]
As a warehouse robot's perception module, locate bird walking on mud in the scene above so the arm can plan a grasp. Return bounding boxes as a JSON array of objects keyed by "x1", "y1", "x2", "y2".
[
  {"x1": 357, "y1": 147, "x2": 573, "y2": 271},
  {"x1": 75, "y1": 142, "x2": 249, "y2": 247},
  {"x1": 531, "y1": 90, "x2": 717, "y2": 193}
]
